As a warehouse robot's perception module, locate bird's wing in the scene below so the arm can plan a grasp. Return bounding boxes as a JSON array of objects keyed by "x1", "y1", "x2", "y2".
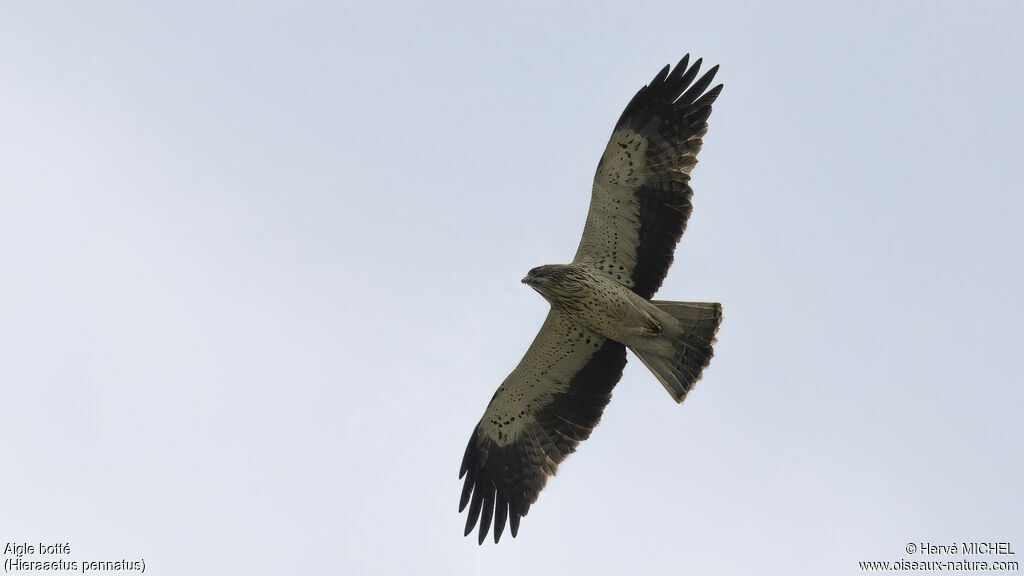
[
  {"x1": 573, "y1": 55, "x2": 722, "y2": 299},
  {"x1": 459, "y1": 310, "x2": 627, "y2": 544}
]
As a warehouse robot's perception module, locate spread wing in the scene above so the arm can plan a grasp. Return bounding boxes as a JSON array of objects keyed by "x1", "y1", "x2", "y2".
[
  {"x1": 573, "y1": 55, "x2": 722, "y2": 299},
  {"x1": 458, "y1": 311, "x2": 627, "y2": 544}
]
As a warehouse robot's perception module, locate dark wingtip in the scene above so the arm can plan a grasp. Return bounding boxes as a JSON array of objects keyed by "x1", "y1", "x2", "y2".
[
  {"x1": 704, "y1": 64, "x2": 721, "y2": 88},
  {"x1": 693, "y1": 83, "x2": 724, "y2": 109},
  {"x1": 665, "y1": 54, "x2": 692, "y2": 86},
  {"x1": 678, "y1": 64, "x2": 721, "y2": 107},
  {"x1": 459, "y1": 433, "x2": 474, "y2": 479},
  {"x1": 477, "y1": 491, "x2": 494, "y2": 545},
  {"x1": 458, "y1": 477, "x2": 473, "y2": 512},
  {"x1": 650, "y1": 64, "x2": 671, "y2": 86},
  {"x1": 464, "y1": 484, "x2": 483, "y2": 536},
  {"x1": 493, "y1": 495, "x2": 508, "y2": 543}
]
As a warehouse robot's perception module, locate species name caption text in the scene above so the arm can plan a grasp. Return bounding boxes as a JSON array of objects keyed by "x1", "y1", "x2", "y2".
[{"x1": 3, "y1": 543, "x2": 145, "y2": 573}]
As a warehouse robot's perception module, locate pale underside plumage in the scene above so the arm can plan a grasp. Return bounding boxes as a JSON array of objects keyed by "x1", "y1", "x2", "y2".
[{"x1": 460, "y1": 54, "x2": 723, "y2": 544}]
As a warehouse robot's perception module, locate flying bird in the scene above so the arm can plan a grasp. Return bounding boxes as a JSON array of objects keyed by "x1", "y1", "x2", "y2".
[{"x1": 459, "y1": 55, "x2": 724, "y2": 544}]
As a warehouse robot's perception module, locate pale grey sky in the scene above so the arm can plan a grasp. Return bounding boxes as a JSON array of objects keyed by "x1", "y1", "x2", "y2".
[{"x1": 2, "y1": 1, "x2": 1022, "y2": 574}]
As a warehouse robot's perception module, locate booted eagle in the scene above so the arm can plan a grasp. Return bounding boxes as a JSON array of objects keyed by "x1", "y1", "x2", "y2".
[{"x1": 459, "y1": 55, "x2": 724, "y2": 544}]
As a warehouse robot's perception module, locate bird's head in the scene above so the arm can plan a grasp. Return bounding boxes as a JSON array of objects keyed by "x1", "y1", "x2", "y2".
[
  {"x1": 522, "y1": 264, "x2": 588, "y2": 310},
  {"x1": 522, "y1": 265, "x2": 555, "y2": 289},
  {"x1": 522, "y1": 264, "x2": 575, "y2": 303}
]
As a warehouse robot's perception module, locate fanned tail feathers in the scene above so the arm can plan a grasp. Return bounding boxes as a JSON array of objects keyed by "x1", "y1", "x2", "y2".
[{"x1": 631, "y1": 301, "x2": 722, "y2": 403}]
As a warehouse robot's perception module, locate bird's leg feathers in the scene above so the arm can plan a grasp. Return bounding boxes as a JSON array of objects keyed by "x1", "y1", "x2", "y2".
[{"x1": 640, "y1": 310, "x2": 663, "y2": 336}]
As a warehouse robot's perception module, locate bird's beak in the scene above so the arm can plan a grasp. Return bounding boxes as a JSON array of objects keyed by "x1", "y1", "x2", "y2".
[{"x1": 521, "y1": 276, "x2": 530, "y2": 285}]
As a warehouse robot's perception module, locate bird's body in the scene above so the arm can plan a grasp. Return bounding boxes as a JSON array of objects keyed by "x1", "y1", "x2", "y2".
[
  {"x1": 525, "y1": 264, "x2": 672, "y2": 350},
  {"x1": 459, "y1": 55, "x2": 725, "y2": 544}
]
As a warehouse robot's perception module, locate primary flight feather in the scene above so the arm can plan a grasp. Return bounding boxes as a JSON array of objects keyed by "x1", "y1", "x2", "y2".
[{"x1": 459, "y1": 55, "x2": 724, "y2": 544}]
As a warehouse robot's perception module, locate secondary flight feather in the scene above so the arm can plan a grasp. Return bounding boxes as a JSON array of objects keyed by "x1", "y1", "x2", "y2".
[{"x1": 459, "y1": 55, "x2": 724, "y2": 544}]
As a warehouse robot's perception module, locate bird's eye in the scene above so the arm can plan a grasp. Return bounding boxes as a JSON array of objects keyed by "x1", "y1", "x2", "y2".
[{"x1": 528, "y1": 267, "x2": 541, "y2": 277}]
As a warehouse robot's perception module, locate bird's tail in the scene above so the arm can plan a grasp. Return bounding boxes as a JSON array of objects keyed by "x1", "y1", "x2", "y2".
[{"x1": 630, "y1": 301, "x2": 722, "y2": 403}]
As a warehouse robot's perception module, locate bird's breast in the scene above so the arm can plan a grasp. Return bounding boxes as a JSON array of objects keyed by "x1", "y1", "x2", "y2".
[{"x1": 546, "y1": 266, "x2": 656, "y2": 347}]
